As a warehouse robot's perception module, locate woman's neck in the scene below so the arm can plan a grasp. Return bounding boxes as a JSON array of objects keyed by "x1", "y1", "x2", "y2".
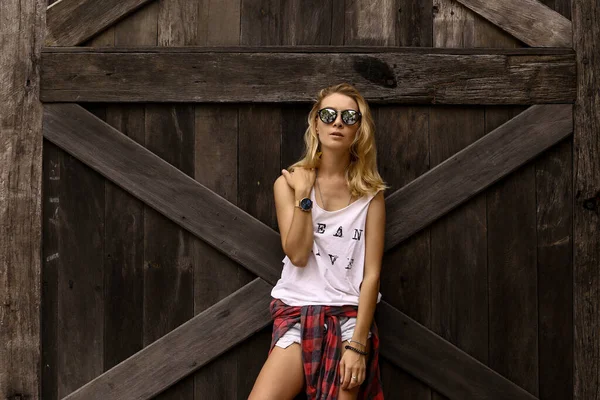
[{"x1": 318, "y1": 150, "x2": 350, "y2": 180}]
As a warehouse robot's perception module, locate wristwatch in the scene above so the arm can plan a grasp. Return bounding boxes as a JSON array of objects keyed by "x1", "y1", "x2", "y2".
[{"x1": 295, "y1": 197, "x2": 313, "y2": 212}]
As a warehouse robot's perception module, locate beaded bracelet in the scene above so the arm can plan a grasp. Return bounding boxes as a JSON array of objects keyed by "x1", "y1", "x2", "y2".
[{"x1": 344, "y1": 344, "x2": 368, "y2": 356}]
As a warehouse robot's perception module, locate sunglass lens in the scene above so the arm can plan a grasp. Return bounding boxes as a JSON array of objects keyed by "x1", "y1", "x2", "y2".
[
  {"x1": 342, "y1": 110, "x2": 359, "y2": 125},
  {"x1": 319, "y1": 108, "x2": 337, "y2": 124}
]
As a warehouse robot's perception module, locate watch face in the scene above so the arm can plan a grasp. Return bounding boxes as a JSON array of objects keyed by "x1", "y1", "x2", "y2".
[{"x1": 300, "y1": 198, "x2": 313, "y2": 210}]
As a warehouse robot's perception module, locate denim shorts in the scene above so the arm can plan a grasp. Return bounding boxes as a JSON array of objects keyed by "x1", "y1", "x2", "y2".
[{"x1": 274, "y1": 317, "x2": 372, "y2": 349}]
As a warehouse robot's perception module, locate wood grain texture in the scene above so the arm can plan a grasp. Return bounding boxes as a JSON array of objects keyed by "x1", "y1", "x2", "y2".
[
  {"x1": 486, "y1": 109, "x2": 538, "y2": 396},
  {"x1": 573, "y1": 0, "x2": 600, "y2": 399},
  {"x1": 454, "y1": 0, "x2": 572, "y2": 47},
  {"x1": 55, "y1": 136, "x2": 105, "y2": 398},
  {"x1": 61, "y1": 278, "x2": 274, "y2": 400},
  {"x1": 41, "y1": 103, "x2": 549, "y2": 400},
  {"x1": 536, "y1": 139, "x2": 573, "y2": 400},
  {"x1": 430, "y1": 106, "x2": 488, "y2": 400},
  {"x1": 384, "y1": 104, "x2": 573, "y2": 250},
  {"x1": 39, "y1": 48, "x2": 576, "y2": 104},
  {"x1": 345, "y1": 0, "x2": 396, "y2": 46},
  {"x1": 42, "y1": 103, "x2": 283, "y2": 284},
  {"x1": 45, "y1": 0, "x2": 156, "y2": 46},
  {"x1": 376, "y1": 105, "x2": 433, "y2": 399},
  {"x1": 0, "y1": 0, "x2": 45, "y2": 399},
  {"x1": 377, "y1": 302, "x2": 538, "y2": 400}
]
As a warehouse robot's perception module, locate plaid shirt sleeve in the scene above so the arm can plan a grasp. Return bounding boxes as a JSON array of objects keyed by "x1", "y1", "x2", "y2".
[{"x1": 270, "y1": 298, "x2": 384, "y2": 399}]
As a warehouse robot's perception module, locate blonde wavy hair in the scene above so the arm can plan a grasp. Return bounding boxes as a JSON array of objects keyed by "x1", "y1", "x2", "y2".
[{"x1": 287, "y1": 83, "x2": 389, "y2": 198}]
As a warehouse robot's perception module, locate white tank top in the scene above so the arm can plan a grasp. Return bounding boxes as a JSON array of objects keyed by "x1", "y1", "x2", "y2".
[{"x1": 271, "y1": 185, "x2": 383, "y2": 306}]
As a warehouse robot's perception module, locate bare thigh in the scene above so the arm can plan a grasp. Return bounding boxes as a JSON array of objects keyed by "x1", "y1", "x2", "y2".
[
  {"x1": 338, "y1": 338, "x2": 373, "y2": 400},
  {"x1": 248, "y1": 343, "x2": 304, "y2": 400}
]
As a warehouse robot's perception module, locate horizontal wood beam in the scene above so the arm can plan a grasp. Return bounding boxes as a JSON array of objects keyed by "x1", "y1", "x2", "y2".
[
  {"x1": 455, "y1": 0, "x2": 572, "y2": 47},
  {"x1": 42, "y1": 103, "x2": 283, "y2": 285},
  {"x1": 45, "y1": 103, "x2": 546, "y2": 399},
  {"x1": 63, "y1": 278, "x2": 274, "y2": 400},
  {"x1": 40, "y1": 47, "x2": 576, "y2": 104},
  {"x1": 384, "y1": 104, "x2": 573, "y2": 250},
  {"x1": 45, "y1": 0, "x2": 156, "y2": 46}
]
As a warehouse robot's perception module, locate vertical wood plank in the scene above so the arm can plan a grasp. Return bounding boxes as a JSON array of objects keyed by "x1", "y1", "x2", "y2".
[
  {"x1": 375, "y1": 105, "x2": 432, "y2": 400},
  {"x1": 396, "y1": 0, "x2": 433, "y2": 46},
  {"x1": 191, "y1": 1, "x2": 251, "y2": 398},
  {"x1": 142, "y1": 2, "x2": 197, "y2": 400},
  {"x1": 281, "y1": 0, "x2": 334, "y2": 45},
  {"x1": 48, "y1": 15, "x2": 113, "y2": 400},
  {"x1": 193, "y1": 103, "x2": 256, "y2": 400},
  {"x1": 143, "y1": 101, "x2": 196, "y2": 400},
  {"x1": 56, "y1": 142, "x2": 106, "y2": 398},
  {"x1": 428, "y1": 107, "x2": 488, "y2": 394},
  {"x1": 470, "y1": 2, "x2": 541, "y2": 398},
  {"x1": 241, "y1": 0, "x2": 282, "y2": 45},
  {"x1": 573, "y1": 0, "x2": 600, "y2": 399},
  {"x1": 486, "y1": 108, "x2": 538, "y2": 397},
  {"x1": 100, "y1": 0, "x2": 157, "y2": 377},
  {"x1": 237, "y1": 104, "x2": 282, "y2": 396},
  {"x1": 345, "y1": 0, "x2": 396, "y2": 46},
  {"x1": 239, "y1": 10, "x2": 286, "y2": 392},
  {"x1": 41, "y1": 142, "x2": 60, "y2": 400},
  {"x1": 1, "y1": 1, "x2": 44, "y2": 398},
  {"x1": 536, "y1": 139, "x2": 573, "y2": 400},
  {"x1": 103, "y1": 105, "x2": 146, "y2": 370},
  {"x1": 432, "y1": 5, "x2": 488, "y2": 400}
]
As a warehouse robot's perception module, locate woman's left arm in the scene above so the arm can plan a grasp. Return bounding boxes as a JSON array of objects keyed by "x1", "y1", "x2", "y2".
[
  {"x1": 339, "y1": 190, "x2": 385, "y2": 390},
  {"x1": 352, "y1": 190, "x2": 385, "y2": 344}
]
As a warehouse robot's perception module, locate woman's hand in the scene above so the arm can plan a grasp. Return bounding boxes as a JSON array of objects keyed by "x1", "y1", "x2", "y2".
[
  {"x1": 339, "y1": 345, "x2": 367, "y2": 391},
  {"x1": 281, "y1": 167, "x2": 316, "y2": 194}
]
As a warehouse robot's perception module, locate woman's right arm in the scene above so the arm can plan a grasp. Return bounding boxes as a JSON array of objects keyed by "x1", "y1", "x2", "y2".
[{"x1": 274, "y1": 174, "x2": 314, "y2": 267}]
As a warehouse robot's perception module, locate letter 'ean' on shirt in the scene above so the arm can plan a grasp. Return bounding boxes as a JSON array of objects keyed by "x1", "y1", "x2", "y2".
[{"x1": 271, "y1": 186, "x2": 383, "y2": 306}]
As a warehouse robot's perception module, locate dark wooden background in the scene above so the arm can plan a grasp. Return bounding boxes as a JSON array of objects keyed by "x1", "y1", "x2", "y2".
[{"x1": 41, "y1": 0, "x2": 573, "y2": 399}]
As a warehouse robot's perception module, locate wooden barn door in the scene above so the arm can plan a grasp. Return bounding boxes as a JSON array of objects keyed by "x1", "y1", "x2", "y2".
[{"x1": 38, "y1": 0, "x2": 577, "y2": 399}]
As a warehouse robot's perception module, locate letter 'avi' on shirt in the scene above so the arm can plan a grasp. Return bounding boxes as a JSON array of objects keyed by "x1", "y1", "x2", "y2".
[{"x1": 271, "y1": 186, "x2": 383, "y2": 306}]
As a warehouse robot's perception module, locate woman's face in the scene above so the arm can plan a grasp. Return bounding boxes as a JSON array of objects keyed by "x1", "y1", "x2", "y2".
[{"x1": 315, "y1": 93, "x2": 361, "y2": 152}]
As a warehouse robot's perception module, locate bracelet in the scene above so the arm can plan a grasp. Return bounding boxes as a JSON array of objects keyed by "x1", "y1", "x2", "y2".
[
  {"x1": 348, "y1": 339, "x2": 366, "y2": 348},
  {"x1": 344, "y1": 344, "x2": 368, "y2": 356}
]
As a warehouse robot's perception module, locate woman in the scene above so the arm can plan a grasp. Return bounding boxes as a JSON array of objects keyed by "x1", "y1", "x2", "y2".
[{"x1": 249, "y1": 83, "x2": 388, "y2": 399}]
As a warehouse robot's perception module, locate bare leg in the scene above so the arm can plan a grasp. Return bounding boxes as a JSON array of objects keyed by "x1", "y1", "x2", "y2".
[{"x1": 248, "y1": 343, "x2": 305, "y2": 400}]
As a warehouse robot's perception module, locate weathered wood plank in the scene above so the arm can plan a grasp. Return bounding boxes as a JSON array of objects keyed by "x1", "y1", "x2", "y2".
[
  {"x1": 454, "y1": 0, "x2": 572, "y2": 47},
  {"x1": 45, "y1": 0, "x2": 156, "y2": 46},
  {"x1": 42, "y1": 103, "x2": 283, "y2": 285},
  {"x1": 56, "y1": 138, "x2": 106, "y2": 398},
  {"x1": 345, "y1": 0, "x2": 396, "y2": 46},
  {"x1": 536, "y1": 139, "x2": 573, "y2": 400},
  {"x1": 238, "y1": 3, "x2": 287, "y2": 395},
  {"x1": 0, "y1": 0, "x2": 45, "y2": 399},
  {"x1": 198, "y1": 7, "x2": 248, "y2": 396},
  {"x1": 486, "y1": 109, "x2": 539, "y2": 396},
  {"x1": 145, "y1": 5, "x2": 198, "y2": 400},
  {"x1": 62, "y1": 278, "x2": 274, "y2": 400},
  {"x1": 376, "y1": 302, "x2": 538, "y2": 400},
  {"x1": 385, "y1": 104, "x2": 573, "y2": 250},
  {"x1": 40, "y1": 45, "x2": 575, "y2": 54},
  {"x1": 376, "y1": 105, "x2": 433, "y2": 399},
  {"x1": 39, "y1": 48, "x2": 576, "y2": 104},
  {"x1": 99, "y1": 0, "x2": 154, "y2": 379},
  {"x1": 573, "y1": 0, "x2": 600, "y2": 399}
]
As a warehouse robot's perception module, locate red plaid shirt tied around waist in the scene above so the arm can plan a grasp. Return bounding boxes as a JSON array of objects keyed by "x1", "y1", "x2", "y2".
[{"x1": 269, "y1": 298, "x2": 384, "y2": 399}]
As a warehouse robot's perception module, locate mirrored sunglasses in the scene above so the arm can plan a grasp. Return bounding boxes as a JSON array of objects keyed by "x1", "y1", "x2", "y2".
[{"x1": 317, "y1": 107, "x2": 362, "y2": 125}]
